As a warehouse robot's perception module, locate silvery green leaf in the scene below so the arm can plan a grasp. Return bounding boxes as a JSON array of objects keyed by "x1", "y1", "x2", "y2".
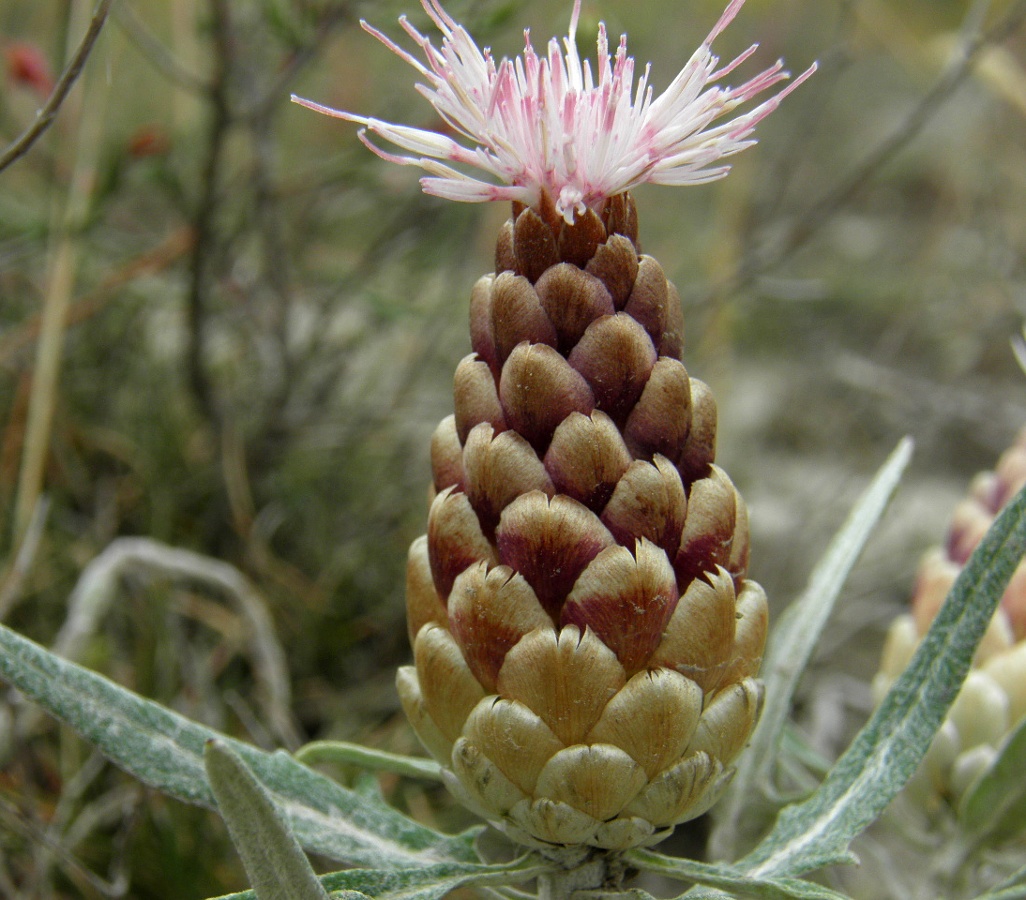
[
  {"x1": 0, "y1": 622, "x2": 478, "y2": 868},
  {"x1": 974, "y1": 889, "x2": 1026, "y2": 900},
  {"x1": 711, "y1": 438, "x2": 913, "y2": 860},
  {"x1": 205, "y1": 739, "x2": 331, "y2": 900},
  {"x1": 626, "y1": 850, "x2": 849, "y2": 899},
  {"x1": 737, "y1": 483, "x2": 1026, "y2": 879},
  {"x1": 959, "y1": 714, "x2": 1026, "y2": 843},
  {"x1": 295, "y1": 741, "x2": 442, "y2": 782},
  {"x1": 206, "y1": 857, "x2": 553, "y2": 900},
  {"x1": 974, "y1": 862, "x2": 1026, "y2": 899},
  {"x1": 352, "y1": 769, "x2": 387, "y2": 800}
]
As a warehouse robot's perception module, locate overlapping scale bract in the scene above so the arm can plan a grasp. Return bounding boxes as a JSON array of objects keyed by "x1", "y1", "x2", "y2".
[
  {"x1": 400, "y1": 195, "x2": 767, "y2": 851},
  {"x1": 874, "y1": 429, "x2": 1026, "y2": 806}
]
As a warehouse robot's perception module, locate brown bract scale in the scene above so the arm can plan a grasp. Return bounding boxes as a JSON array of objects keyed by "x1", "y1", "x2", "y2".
[
  {"x1": 497, "y1": 492, "x2": 616, "y2": 620},
  {"x1": 544, "y1": 411, "x2": 632, "y2": 512},
  {"x1": 499, "y1": 343, "x2": 595, "y2": 452},
  {"x1": 454, "y1": 355, "x2": 506, "y2": 443},
  {"x1": 463, "y1": 423, "x2": 554, "y2": 536},
  {"x1": 601, "y1": 455, "x2": 687, "y2": 555},
  {"x1": 536, "y1": 264, "x2": 616, "y2": 352},
  {"x1": 585, "y1": 235, "x2": 640, "y2": 307},
  {"x1": 401, "y1": 194, "x2": 766, "y2": 853},
  {"x1": 487, "y1": 273, "x2": 558, "y2": 367},
  {"x1": 623, "y1": 357, "x2": 692, "y2": 461},
  {"x1": 430, "y1": 415, "x2": 464, "y2": 493},
  {"x1": 568, "y1": 314, "x2": 657, "y2": 423}
]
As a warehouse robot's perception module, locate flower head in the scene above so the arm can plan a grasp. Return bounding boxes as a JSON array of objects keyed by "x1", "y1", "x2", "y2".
[
  {"x1": 293, "y1": 0, "x2": 815, "y2": 224},
  {"x1": 296, "y1": 2, "x2": 798, "y2": 856}
]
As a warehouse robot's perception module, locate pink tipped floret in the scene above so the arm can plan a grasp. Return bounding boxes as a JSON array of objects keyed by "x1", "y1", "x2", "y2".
[{"x1": 292, "y1": 0, "x2": 816, "y2": 223}]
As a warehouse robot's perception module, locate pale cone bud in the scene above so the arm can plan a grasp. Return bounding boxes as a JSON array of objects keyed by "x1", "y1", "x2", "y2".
[
  {"x1": 400, "y1": 194, "x2": 766, "y2": 852},
  {"x1": 875, "y1": 428, "x2": 1026, "y2": 805}
]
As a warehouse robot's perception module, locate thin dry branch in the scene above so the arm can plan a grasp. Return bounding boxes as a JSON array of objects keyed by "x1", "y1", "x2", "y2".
[
  {"x1": 727, "y1": 0, "x2": 1026, "y2": 295},
  {"x1": 113, "y1": 1, "x2": 209, "y2": 94},
  {"x1": 185, "y1": 0, "x2": 233, "y2": 430},
  {"x1": 238, "y1": 6, "x2": 355, "y2": 122},
  {"x1": 0, "y1": 792, "x2": 131, "y2": 899},
  {"x1": 18, "y1": 536, "x2": 300, "y2": 749},
  {"x1": 0, "y1": 227, "x2": 195, "y2": 367},
  {"x1": 0, "y1": 497, "x2": 49, "y2": 621},
  {"x1": 0, "y1": 0, "x2": 114, "y2": 175}
]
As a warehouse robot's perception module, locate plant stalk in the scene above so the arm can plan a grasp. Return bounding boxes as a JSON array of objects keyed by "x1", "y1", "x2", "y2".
[{"x1": 12, "y1": 0, "x2": 107, "y2": 544}]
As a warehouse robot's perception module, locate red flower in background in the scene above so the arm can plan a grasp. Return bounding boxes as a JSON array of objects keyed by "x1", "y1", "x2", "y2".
[
  {"x1": 5, "y1": 41, "x2": 55, "y2": 97},
  {"x1": 127, "y1": 125, "x2": 172, "y2": 159}
]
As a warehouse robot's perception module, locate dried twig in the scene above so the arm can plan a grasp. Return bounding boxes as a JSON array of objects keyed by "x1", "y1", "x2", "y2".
[
  {"x1": 0, "y1": 228, "x2": 194, "y2": 367},
  {"x1": 11, "y1": 0, "x2": 111, "y2": 544},
  {"x1": 184, "y1": 0, "x2": 357, "y2": 472},
  {"x1": 185, "y1": 0, "x2": 233, "y2": 430},
  {"x1": 0, "y1": 0, "x2": 114, "y2": 175},
  {"x1": 29, "y1": 536, "x2": 300, "y2": 749},
  {"x1": 238, "y1": 6, "x2": 355, "y2": 123},
  {"x1": 0, "y1": 496, "x2": 49, "y2": 621},
  {"x1": 112, "y1": 1, "x2": 209, "y2": 94},
  {"x1": 0, "y1": 792, "x2": 131, "y2": 899}
]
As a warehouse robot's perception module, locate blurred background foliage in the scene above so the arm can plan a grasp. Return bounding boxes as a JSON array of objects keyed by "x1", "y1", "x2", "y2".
[{"x1": 1, "y1": 0, "x2": 1025, "y2": 896}]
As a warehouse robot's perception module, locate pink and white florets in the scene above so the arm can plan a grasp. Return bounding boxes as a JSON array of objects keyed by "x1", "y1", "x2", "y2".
[{"x1": 293, "y1": 0, "x2": 816, "y2": 224}]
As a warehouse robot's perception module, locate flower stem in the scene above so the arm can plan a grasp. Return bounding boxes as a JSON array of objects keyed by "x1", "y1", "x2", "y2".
[
  {"x1": 12, "y1": 0, "x2": 107, "y2": 545},
  {"x1": 537, "y1": 857, "x2": 607, "y2": 900}
]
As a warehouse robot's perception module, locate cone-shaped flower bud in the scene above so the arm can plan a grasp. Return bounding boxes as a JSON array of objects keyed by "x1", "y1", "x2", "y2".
[
  {"x1": 392, "y1": 195, "x2": 771, "y2": 851},
  {"x1": 874, "y1": 428, "x2": 1026, "y2": 806},
  {"x1": 296, "y1": 0, "x2": 813, "y2": 854}
]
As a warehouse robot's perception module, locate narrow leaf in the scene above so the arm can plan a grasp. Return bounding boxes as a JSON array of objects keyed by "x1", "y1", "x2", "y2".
[
  {"x1": 976, "y1": 890, "x2": 1026, "y2": 900},
  {"x1": 959, "y1": 714, "x2": 1026, "y2": 842},
  {"x1": 296, "y1": 741, "x2": 442, "y2": 782},
  {"x1": 712, "y1": 438, "x2": 912, "y2": 860},
  {"x1": 205, "y1": 739, "x2": 331, "y2": 900},
  {"x1": 0, "y1": 622, "x2": 478, "y2": 868},
  {"x1": 977, "y1": 861, "x2": 1026, "y2": 899},
  {"x1": 739, "y1": 483, "x2": 1026, "y2": 878},
  {"x1": 208, "y1": 857, "x2": 553, "y2": 900},
  {"x1": 625, "y1": 852, "x2": 848, "y2": 900},
  {"x1": 974, "y1": 882, "x2": 1026, "y2": 900}
]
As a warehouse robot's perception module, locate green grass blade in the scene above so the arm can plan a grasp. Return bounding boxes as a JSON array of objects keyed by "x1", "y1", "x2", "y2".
[
  {"x1": 296, "y1": 741, "x2": 442, "y2": 782},
  {"x1": 712, "y1": 437, "x2": 913, "y2": 860},
  {"x1": 205, "y1": 739, "x2": 332, "y2": 900},
  {"x1": 973, "y1": 882, "x2": 1026, "y2": 900},
  {"x1": 0, "y1": 622, "x2": 478, "y2": 868},
  {"x1": 739, "y1": 482, "x2": 1026, "y2": 879},
  {"x1": 625, "y1": 853, "x2": 849, "y2": 900}
]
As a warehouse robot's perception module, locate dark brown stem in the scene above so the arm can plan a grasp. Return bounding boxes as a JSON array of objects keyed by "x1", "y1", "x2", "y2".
[{"x1": 185, "y1": 0, "x2": 233, "y2": 430}]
